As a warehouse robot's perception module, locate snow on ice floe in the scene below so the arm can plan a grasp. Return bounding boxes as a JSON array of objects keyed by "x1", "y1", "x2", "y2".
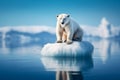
[{"x1": 41, "y1": 41, "x2": 94, "y2": 57}]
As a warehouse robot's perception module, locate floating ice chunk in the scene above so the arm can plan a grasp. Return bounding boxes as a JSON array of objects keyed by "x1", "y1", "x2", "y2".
[{"x1": 41, "y1": 41, "x2": 94, "y2": 57}]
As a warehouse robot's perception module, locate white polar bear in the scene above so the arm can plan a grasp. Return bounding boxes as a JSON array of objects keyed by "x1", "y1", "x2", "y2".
[{"x1": 56, "y1": 13, "x2": 83, "y2": 44}]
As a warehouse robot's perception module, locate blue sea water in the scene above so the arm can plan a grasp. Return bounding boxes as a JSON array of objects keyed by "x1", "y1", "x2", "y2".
[{"x1": 0, "y1": 39, "x2": 120, "y2": 80}]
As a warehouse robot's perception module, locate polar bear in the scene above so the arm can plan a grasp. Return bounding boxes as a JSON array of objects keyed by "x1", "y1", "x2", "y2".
[{"x1": 56, "y1": 13, "x2": 83, "y2": 44}]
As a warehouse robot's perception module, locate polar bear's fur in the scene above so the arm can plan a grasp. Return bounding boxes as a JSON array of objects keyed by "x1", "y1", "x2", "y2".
[{"x1": 56, "y1": 13, "x2": 83, "y2": 44}]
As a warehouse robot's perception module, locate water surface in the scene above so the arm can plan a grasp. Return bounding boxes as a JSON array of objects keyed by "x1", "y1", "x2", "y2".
[{"x1": 0, "y1": 39, "x2": 120, "y2": 80}]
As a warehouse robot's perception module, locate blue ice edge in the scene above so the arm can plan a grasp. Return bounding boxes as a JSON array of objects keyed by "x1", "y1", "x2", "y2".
[{"x1": 41, "y1": 41, "x2": 94, "y2": 57}]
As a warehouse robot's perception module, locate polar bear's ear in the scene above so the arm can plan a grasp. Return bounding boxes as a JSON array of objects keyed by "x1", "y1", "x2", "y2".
[
  {"x1": 57, "y1": 15, "x2": 59, "y2": 17},
  {"x1": 67, "y1": 15, "x2": 70, "y2": 17}
]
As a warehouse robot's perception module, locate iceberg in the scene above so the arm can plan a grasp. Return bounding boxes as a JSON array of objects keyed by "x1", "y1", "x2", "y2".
[
  {"x1": 41, "y1": 41, "x2": 94, "y2": 57},
  {"x1": 81, "y1": 17, "x2": 120, "y2": 38}
]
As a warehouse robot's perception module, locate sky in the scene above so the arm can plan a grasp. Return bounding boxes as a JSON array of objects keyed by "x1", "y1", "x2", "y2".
[{"x1": 0, "y1": 0, "x2": 120, "y2": 27}]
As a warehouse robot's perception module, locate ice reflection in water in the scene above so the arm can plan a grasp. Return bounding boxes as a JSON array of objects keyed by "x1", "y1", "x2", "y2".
[
  {"x1": 91, "y1": 39, "x2": 120, "y2": 63},
  {"x1": 41, "y1": 51, "x2": 93, "y2": 80}
]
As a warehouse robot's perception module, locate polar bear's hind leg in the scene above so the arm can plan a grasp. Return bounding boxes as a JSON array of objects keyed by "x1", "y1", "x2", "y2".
[{"x1": 73, "y1": 30, "x2": 83, "y2": 42}]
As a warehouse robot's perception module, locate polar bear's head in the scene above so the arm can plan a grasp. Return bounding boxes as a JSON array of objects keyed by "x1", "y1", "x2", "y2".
[{"x1": 57, "y1": 13, "x2": 70, "y2": 27}]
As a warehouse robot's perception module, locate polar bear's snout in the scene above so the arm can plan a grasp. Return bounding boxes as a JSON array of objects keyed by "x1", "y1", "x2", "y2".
[
  {"x1": 60, "y1": 18, "x2": 67, "y2": 25},
  {"x1": 61, "y1": 19, "x2": 65, "y2": 24},
  {"x1": 61, "y1": 18, "x2": 67, "y2": 25}
]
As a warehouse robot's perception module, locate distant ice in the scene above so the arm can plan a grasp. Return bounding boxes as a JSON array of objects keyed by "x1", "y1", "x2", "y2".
[
  {"x1": 0, "y1": 26, "x2": 55, "y2": 34},
  {"x1": 0, "y1": 17, "x2": 120, "y2": 42},
  {"x1": 41, "y1": 41, "x2": 94, "y2": 57},
  {"x1": 81, "y1": 17, "x2": 120, "y2": 38}
]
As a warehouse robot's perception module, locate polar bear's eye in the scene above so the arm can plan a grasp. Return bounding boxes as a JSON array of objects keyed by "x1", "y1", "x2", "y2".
[{"x1": 67, "y1": 15, "x2": 70, "y2": 17}]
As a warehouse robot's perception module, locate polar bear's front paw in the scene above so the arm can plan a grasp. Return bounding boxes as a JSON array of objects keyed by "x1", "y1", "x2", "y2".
[
  {"x1": 66, "y1": 40, "x2": 73, "y2": 44},
  {"x1": 56, "y1": 40, "x2": 62, "y2": 43}
]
